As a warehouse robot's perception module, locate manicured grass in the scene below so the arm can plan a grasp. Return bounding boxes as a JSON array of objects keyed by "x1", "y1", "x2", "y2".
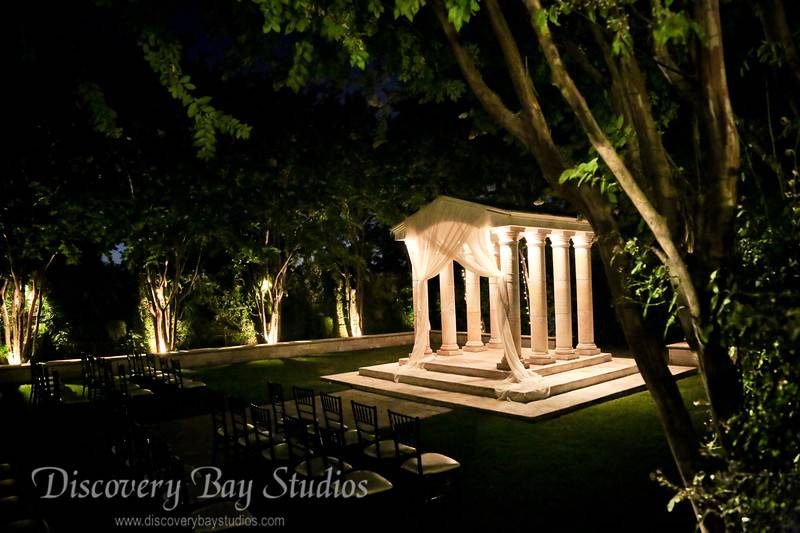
[
  {"x1": 17, "y1": 382, "x2": 84, "y2": 403},
  {"x1": 189, "y1": 346, "x2": 707, "y2": 530},
  {"x1": 183, "y1": 346, "x2": 404, "y2": 402}
]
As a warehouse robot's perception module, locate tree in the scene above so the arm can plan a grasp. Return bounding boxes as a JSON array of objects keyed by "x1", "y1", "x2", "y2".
[
  {"x1": 235, "y1": 0, "x2": 796, "y2": 527},
  {"x1": 120, "y1": 160, "x2": 233, "y2": 353},
  {"x1": 226, "y1": 166, "x2": 316, "y2": 345}
]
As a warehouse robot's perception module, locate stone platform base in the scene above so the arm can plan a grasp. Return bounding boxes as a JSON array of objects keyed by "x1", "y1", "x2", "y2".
[{"x1": 323, "y1": 356, "x2": 696, "y2": 420}]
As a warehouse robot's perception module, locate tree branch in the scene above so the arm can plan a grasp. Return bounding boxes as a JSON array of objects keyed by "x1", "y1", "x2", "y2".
[
  {"x1": 524, "y1": 0, "x2": 702, "y2": 323},
  {"x1": 431, "y1": 0, "x2": 529, "y2": 147},
  {"x1": 483, "y1": 0, "x2": 570, "y2": 182},
  {"x1": 694, "y1": 0, "x2": 740, "y2": 264}
]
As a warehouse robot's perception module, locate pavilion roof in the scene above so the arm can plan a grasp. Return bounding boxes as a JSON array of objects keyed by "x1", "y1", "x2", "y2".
[{"x1": 390, "y1": 195, "x2": 592, "y2": 241}]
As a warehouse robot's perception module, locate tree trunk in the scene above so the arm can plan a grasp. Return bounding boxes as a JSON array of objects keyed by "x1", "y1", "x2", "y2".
[
  {"x1": 593, "y1": 222, "x2": 703, "y2": 480},
  {"x1": 435, "y1": 1, "x2": 712, "y2": 522},
  {"x1": 335, "y1": 276, "x2": 349, "y2": 338},
  {"x1": 266, "y1": 291, "x2": 282, "y2": 344},
  {"x1": 347, "y1": 274, "x2": 363, "y2": 337},
  {"x1": 1, "y1": 268, "x2": 49, "y2": 365}
]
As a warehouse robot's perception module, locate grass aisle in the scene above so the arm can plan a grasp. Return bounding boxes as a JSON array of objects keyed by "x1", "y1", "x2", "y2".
[{"x1": 188, "y1": 346, "x2": 706, "y2": 531}]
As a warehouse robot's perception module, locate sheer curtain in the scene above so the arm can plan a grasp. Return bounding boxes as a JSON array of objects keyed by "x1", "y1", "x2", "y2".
[{"x1": 400, "y1": 197, "x2": 549, "y2": 402}]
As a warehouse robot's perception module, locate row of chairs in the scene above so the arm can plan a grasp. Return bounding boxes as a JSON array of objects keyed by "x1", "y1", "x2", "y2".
[
  {"x1": 107, "y1": 406, "x2": 256, "y2": 523},
  {"x1": 83, "y1": 355, "x2": 154, "y2": 404},
  {"x1": 29, "y1": 362, "x2": 63, "y2": 409},
  {"x1": 0, "y1": 461, "x2": 50, "y2": 532},
  {"x1": 212, "y1": 383, "x2": 460, "y2": 502},
  {"x1": 81, "y1": 353, "x2": 205, "y2": 405},
  {"x1": 272, "y1": 383, "x2": 460, "y2": 478},
  {"x1": 212, "y1": 390, "x2": 395, "y2": 499},
  {"x1": 125, "y1": 353, "x2": 205, "y2": 393}
]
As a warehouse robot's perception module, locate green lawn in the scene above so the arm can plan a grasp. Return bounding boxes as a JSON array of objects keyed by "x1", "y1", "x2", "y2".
[{"x1": 188, "y1": 346, "x2": 707, "y2": 531}]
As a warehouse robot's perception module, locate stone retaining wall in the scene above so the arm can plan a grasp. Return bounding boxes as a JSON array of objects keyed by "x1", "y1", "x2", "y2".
[{"x1": 0, "y1": 331, "x2": 415, "y2": 386}]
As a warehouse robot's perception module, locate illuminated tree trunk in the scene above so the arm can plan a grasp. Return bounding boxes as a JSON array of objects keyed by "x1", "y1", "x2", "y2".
[
  {"x1": 346, "y1": 274, "x2": 363, "y2": 337},
  {"x1": 142, "y1": 251, "x2": 200, "y2": 354},
  {"x1": 254, "y1": 284, "x2": 285, "y2": 344},
  {"x1": 335, "y1": 276, "x2": 349, "y2": 338},
  {"x1": 251, "y1": 250, "x2": 291, "y2": 344},
  {"x1": 266, "y1": 296, "x2": 281, "y2": 344},
  {"x1": 1, "y1": 259, "x2": 52, "y2": 365}
]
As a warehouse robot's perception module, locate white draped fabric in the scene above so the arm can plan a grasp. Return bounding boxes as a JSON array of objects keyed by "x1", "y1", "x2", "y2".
[{"x1": 399, "y1": 197, "x2": 549, "y2": 402}]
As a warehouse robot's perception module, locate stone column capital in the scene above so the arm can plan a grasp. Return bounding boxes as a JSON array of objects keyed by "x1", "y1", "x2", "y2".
[
  {"x1": 493, "y1": 226, "x2": 525, "y2": 244},
  {"x1": 571, "y1": 231, "x2": 595, "y2": 249},
  {"x1": 548, "y1": 230, "x2": 575, "y2": 248},
  {"x1": 523, "y1": 228, "x2": 550, "y2": 247}
]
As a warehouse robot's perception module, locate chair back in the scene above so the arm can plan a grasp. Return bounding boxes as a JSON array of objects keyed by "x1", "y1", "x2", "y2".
[
  {"x1": 80, "y1": 353, "x2": 92, "y2": 396},
  {"x1": 171, "y1": 359, "x2": 185, "y2": 389},
  {"x1": 292, "y1": 386, "x2": 318, "y2": 428},
  {"x1": 209, "y1": 391, "x2": 230, "y2": 440},
  {"x1": 157, "y1": 357, "x2": 173, "y2": 386},
  {"x1": 127, "y1": 353, "x2": 144, "y2": 381},
  {"x1": 117, "y1": 363, "x2": 131, "y2": 399},
  {"x1": 388, "y1": 410, "x2": 423, "y2": 469},
  {"x1": 85, "y1": 355, "x2": 102, "y2": 402},
  {"x1": 249, "y1": 403, "x2": 280, "y2": 458},
  {"x1": 283, "y1": 414, "x2": 312, "y2": 464},
  {"x1": 97, "y1": 358, "x2": 116, "y2": 398},
  {"x1": 50, "y1": 370, "x2": 64, "y2": 407},
  {"x1": 267, "y1": 382, "x2": 286, "y2": 429},
  {"x1": 320, "y1": 392, "x2": 344, "y2": 430},
  {"x1": 228, "y1": 396, "x2": 250, "y2": 446},
  {"x1": 351, "y1": 400, "x2": 379, "y2": 444},
  {"x1": 30, "y1": 362, "x2": 47, "y2": 406},
  {"x1": 145, "y1": 354, "x2": 162, "y2": 383}
]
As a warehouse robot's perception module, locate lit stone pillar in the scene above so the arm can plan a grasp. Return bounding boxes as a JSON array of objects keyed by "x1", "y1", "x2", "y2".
[
  {"x1": 486, "y1": 237, "x2": 503, "y2": 350},
  {"x1": 524, "y1": 229, "x2": 555, "y2": 364},
  {"x1": 497, "y1": 227, "x2": 524, "y2": 368},
  {"x1": 463, "y1": 270, "x2": 486, "y2": 352},
  {"x1": 549, "y1": 230, "x2": 578, "y2": 360},
  {"x1": 437, "y1": 261, "x2": 461, "y2": 355},
  {"x1": 572, "y1": 232, "x2": 601, "y2": 355}
]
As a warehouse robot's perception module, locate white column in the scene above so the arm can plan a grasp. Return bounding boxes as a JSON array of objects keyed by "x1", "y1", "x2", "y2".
[
  {"x1": 437, "y1": 261, "x2": 461, "y2": 355},
  {"x1": 524, "y1": 229, "x2": 555, "y2": 364},
  {"x1": 497, "y1": 228, "x2": 524, "y2": 368},
  {"x1": 572, "y1": 232, "x2": 601, "y2": 355},
  {"x1": 549, "y1": 230, "x2": 577, "y2": 359},
  {"x1": 463, "y1": 270, "x2": 486, "y2": 352},
  {"x1": 486, "y1": 236, "x2": 503, "y2": 350}
]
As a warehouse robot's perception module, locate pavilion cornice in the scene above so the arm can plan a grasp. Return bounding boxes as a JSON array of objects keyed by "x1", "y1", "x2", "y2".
[{"x1": 390, "y1": 195, "x2": 592, "y2": 241}]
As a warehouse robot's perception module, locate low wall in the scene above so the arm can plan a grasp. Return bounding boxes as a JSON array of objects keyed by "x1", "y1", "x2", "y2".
[
  {"x1": 174, "y1": 331, "x2": 414, "y2": 368},
  {"x1": 0, "y1": 331, "x2": 415, "y2": 386}
]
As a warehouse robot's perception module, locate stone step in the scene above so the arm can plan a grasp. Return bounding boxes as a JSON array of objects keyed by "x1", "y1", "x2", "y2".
[
  {"x1": 422, "y1": 353, "x2": 612, "y2": 380},
  {"x1": 357, "y1": 359, "x2": 640, "y2": 402},
  {"x1": 546, "y1": 361, "x2": 640, "y2": 395}
]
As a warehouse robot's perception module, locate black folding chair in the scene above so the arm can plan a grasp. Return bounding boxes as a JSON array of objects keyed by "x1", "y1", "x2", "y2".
[
  {"x1": 210, "y1": 391, "x2": 233, "y2": 464},
  {"x1": 126, "y1": 353, "x2": 147, "y2": 384},
  {"x1": 320, "y1": 392, "x2": 359, "y2": 447},
  {"x1": 387, "y1": 409, "x2": 460, "y2": 502},
  {"x1": 250, "y1": 403, "x2": 290, "y2": 464},
  {"x1": 267, "y1": 382, "x2": 286, "y2": 435},
  {"x1": 170, "y1": 359, "x2": 206, "y2": 391},
  {"x1": 292, "y1": 386, "x2": 320, "y2": 439},
  {"x1": 351, "y1": 400, "x2": 412, "y2": 463}
]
